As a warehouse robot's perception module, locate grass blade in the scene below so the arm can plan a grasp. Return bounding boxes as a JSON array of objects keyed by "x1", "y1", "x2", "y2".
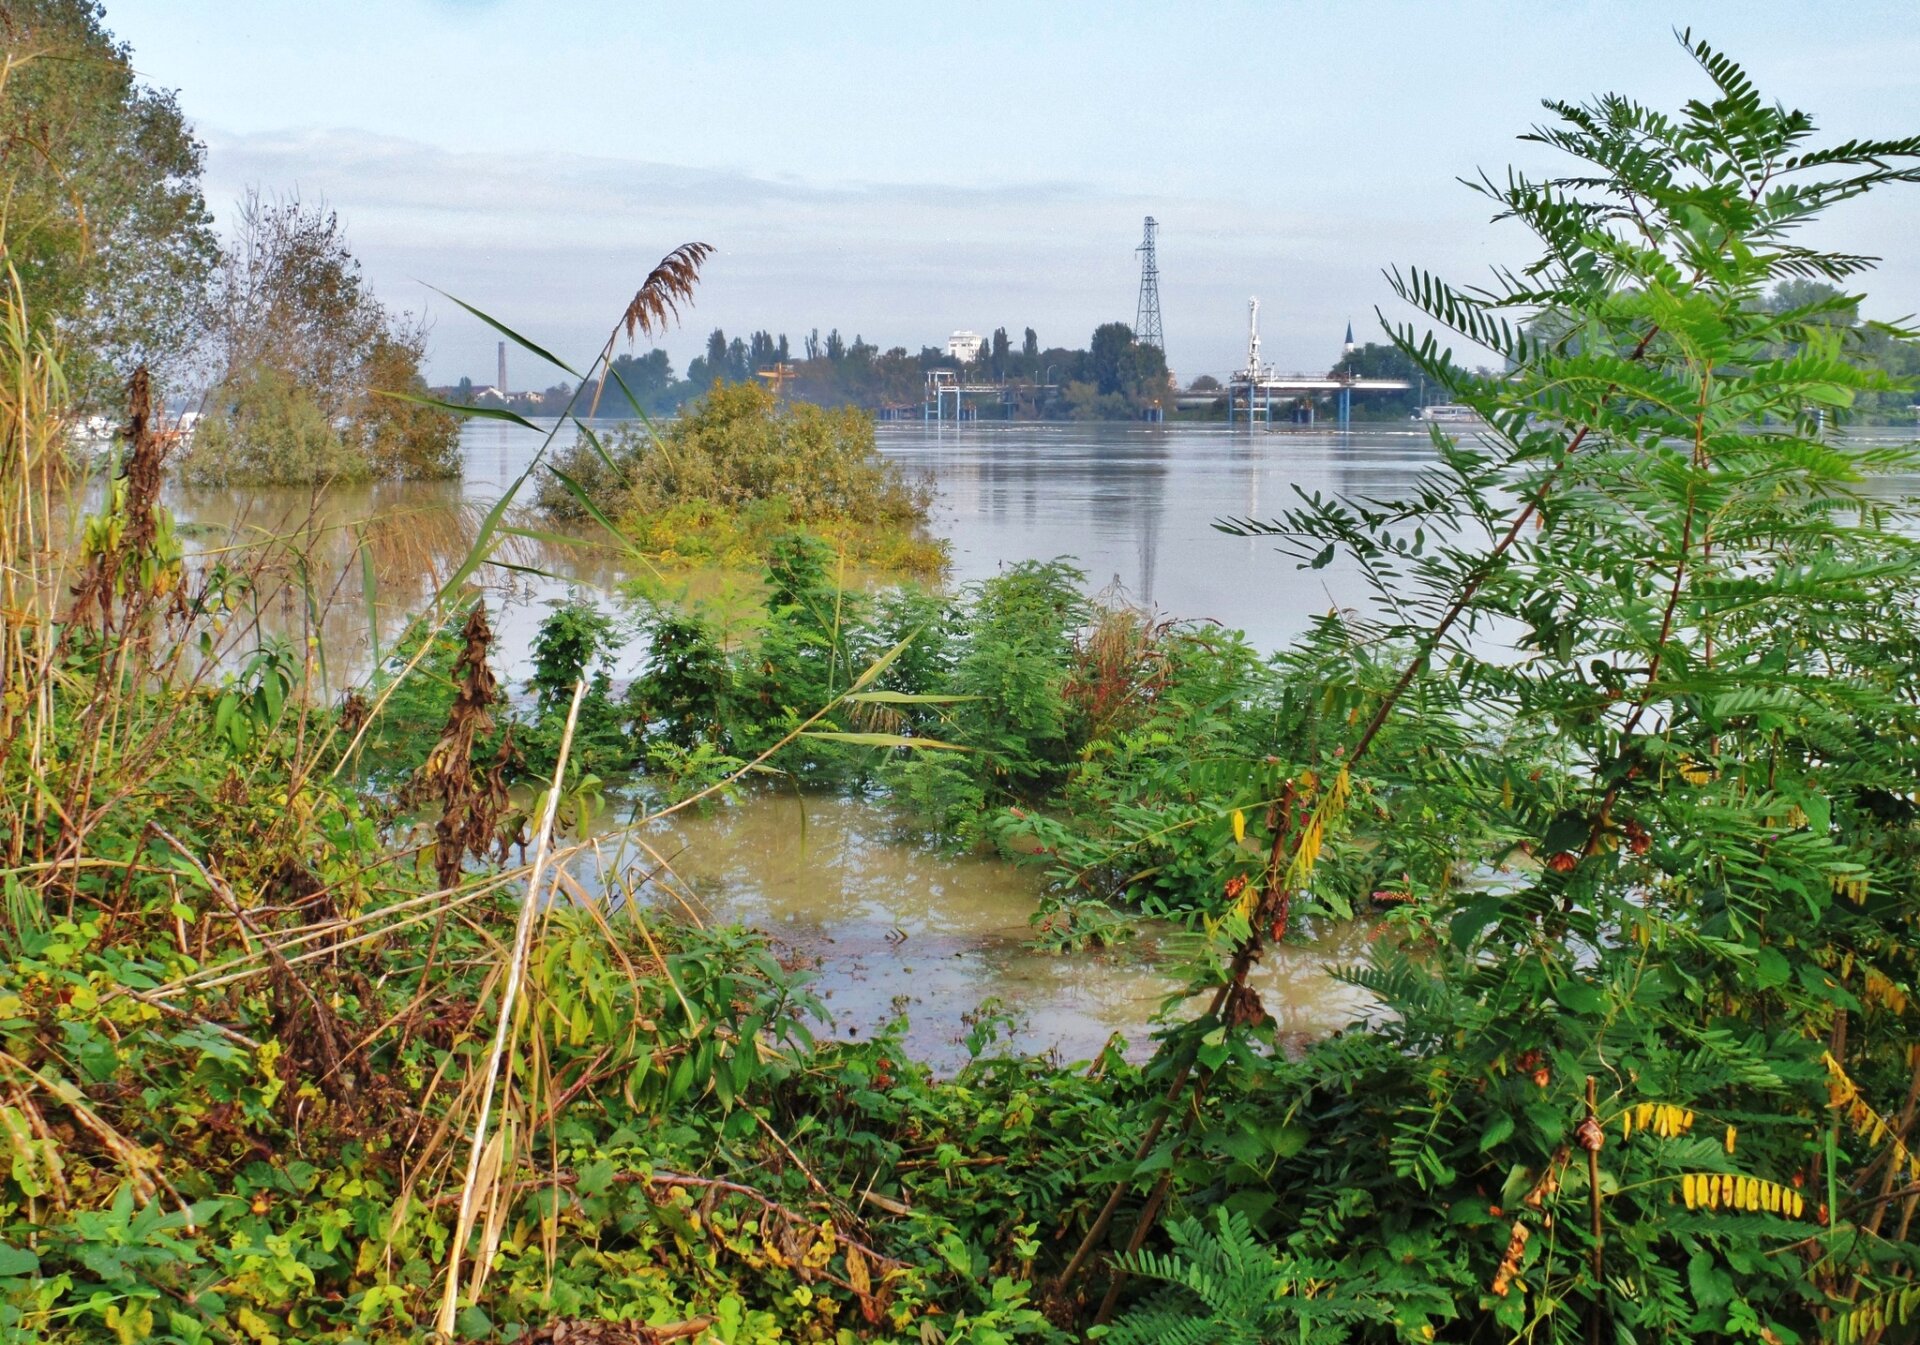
[
  {"x1": 800, "y1": 731, "x2": 969, "y2": 751},
  {"x1": 426, "y1": 287, "x2": 582, "y2": 379},
  {"x1": 376, "y1": 389, "x2": 546, "y2": 433}
]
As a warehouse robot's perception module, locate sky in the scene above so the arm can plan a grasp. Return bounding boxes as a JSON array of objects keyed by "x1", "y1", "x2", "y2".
[{"x1": 106, "y1": 0, "x2": 1920, "y2": 388}]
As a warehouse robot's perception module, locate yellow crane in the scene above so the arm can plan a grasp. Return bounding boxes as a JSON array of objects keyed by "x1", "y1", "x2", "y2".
[{"x1": 755, "y1": 362, "x2": 797, "y2": 398}]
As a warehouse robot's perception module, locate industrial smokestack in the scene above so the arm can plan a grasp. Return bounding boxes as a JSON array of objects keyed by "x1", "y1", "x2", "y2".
[{"x1": 497, "y1": 342, "x2": 507, "y2": 396}]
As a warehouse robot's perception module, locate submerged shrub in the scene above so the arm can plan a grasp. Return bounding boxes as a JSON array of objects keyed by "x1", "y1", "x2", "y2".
[
  {"x1": 181, "y1": 192, "x2": 459, "y2": 485},
  {"x1": 541, "y1": 380, "x2": 940, "y2": 572},
  {"x1": 180, "y1": 364, "x2": 366, "y2": 485}
]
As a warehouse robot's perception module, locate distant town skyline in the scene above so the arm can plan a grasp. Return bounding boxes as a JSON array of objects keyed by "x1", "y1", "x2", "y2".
[{"x1": 109, "y1": 1, "x2": 1920, "y2": 386}]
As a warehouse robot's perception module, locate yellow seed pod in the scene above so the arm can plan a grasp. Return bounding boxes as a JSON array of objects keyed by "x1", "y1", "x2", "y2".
[
  {"x1": 1231, "y1": 809, "x2": 1246, "y2": 843},
  {"x1": 1725, "y1": 1125, "x2": 1737, "y2": 1154},
  {"x1": 1682, "y1": 1174, "x2": 1698, "y2": 1209}
]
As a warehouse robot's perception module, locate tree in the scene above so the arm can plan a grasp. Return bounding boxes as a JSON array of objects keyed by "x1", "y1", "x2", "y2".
[
  {"x1": 1023, "y1": 327, "x2": 1039, "y2": 362},
  {"x1": 1083, "y1": 322, "x2": 1169, "y2": 413},
  {"x1": 1171, "y1": 37, "x2": 1920, "y2": 1339},
  {"x1": 352, "y1": 328, "x2": 459, "y2": 479},
  {"x1": 0, "y1": 0, "x2": 218, "y2": 405},
  {"x1": 185, "y1": 190, "x2": 457, "y2": 482},
  {"x1": 991, "y1": 327, "x2": 1010, "y2": 378},
  {"x1": 1330, "y1": 340, "x2": 1424, "y2": 418},
  {"x1": 1088, "y1": 322, "x2": 1136, "y2": 396},
  {"x1": 606, "y1": 349, "x2": 674, "y2": 400}
]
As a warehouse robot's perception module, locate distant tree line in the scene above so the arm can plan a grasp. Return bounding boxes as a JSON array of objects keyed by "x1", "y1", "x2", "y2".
[{"x1": 440, "y1": 322, "x2": 1176, "y2": 421}]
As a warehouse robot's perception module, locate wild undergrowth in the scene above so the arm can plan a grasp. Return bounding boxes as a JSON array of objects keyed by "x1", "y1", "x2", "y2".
[
  {"x1": 5, "y1": 31, "x2": 1920, "y2": 1345},
  {"x1": 0, "y1": 244, "x2": 1126, "y2": 1343}
]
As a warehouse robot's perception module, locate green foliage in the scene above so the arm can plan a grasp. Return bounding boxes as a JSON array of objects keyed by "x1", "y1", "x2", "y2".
[
  {"x1": 1160, "y1": 30, "x2": 1920, "y2": 1343},
  {"x1": 179, "y1": 364, "x2": 368, "y2": 484},
  {"x1": 0, "y1": 0, "x2": 217, "y2": 404},
  {"x1": 541, "y1": 379, "x2": 941, "y2": 573},
  {"x1": 1105, "y1": 1209, "x2": 1391, "y2": 1345},
  {"x1": 182, "y1": 192, "x2": 460, "y2": 485},
  {"x1": 626, "y1": 608, "x2": 735, "y2": 750},
  {"x1": 517, "y1": 597, "x2": 629, "y2": 779},
  {"x1": 14, "y1": 28, "x2": 1920, "y2": 1345}
]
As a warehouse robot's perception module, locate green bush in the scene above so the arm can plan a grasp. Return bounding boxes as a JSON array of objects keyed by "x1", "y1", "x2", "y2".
[
  {"x1": 541, "y1": 380, "x2": 942, "y2": 573},
  {"x1": 180, "y1": 365, "x2": 366, "y2": 485}
]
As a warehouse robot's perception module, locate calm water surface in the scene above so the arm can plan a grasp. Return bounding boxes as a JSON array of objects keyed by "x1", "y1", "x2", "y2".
[{"x1": 168, "y1": 420, "x2": 1458, "y2": 1063}]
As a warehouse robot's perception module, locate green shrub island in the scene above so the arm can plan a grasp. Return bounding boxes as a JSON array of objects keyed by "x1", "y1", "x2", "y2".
[
  {"x1": 541, "y1": 381, "x2": 943, "y2": 575},
  {"x1": 7, "y1": 24, "x2": 1920, "y2": 1345}
]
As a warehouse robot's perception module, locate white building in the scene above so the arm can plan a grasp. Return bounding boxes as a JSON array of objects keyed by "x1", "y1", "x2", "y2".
[{"x1": 946, "y1": 330, "x2": 985, "y2": 362}]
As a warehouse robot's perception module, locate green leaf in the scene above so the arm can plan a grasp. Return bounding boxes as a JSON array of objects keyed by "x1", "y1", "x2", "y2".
[
  {"x1": 1479, "y1": 1113, "x2": 1515, "y2": 1152},
  {"x1": 375, "y1": 388, "x2": 544, "y2": 432},
  {"x1": 425, "y1": 287, "x2": 582, "y2": 379},
  {"x1": 847, "y1": 630, "x2": 920, "y2": 693},
  {"x1": 1552, "y1": 977, "x2": 1606, "y2": 1016},
  {"x1": 1265, "y1": 1122, "x2": 1308, "y2": 1158},
  {"x1": 577, "y1": 1159, "x2": 616, "y2": 1197},
  {"x1": 0, "y1": 1243, "x2": 38, "y2": 1277},
  {"x1": 799, "y1": 731, "x2": 969, "y2": 751}
]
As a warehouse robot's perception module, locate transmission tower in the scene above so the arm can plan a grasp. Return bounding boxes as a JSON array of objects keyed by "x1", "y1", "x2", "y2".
[{"x1": 1134, "y1": 216, "x2": 1164, "y2": 352}]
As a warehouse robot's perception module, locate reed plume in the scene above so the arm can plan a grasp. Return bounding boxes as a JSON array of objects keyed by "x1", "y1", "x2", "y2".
[
  {"x1": 619, "y1": 243, "x2": 712, "y2": 343},
  {"x1": 589, "y1": 242, "x2": 712, "y2": 416}
]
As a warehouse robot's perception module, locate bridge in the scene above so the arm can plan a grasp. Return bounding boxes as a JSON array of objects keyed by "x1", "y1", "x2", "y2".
[
  {"x1": 921, "y1": 369, "x2": 1073, "y2": 421},
  {"x1": 1204, "y1": 300, "x2": 1411, "y2": 428}
]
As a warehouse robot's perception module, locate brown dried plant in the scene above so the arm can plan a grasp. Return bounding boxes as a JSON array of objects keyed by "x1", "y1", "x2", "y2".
[
  {"x1": 402, "y1": 602, "x2": 513, "y2": 890},
  {"x1": 588, "y1": 242, "x2": 712, "y2": 416},
  {"x1": 619, "y1": 243, "x2": 712, "y2": 344}
]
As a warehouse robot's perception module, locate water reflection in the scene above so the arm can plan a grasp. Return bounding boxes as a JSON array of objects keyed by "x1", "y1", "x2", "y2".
[
  {"x1": 880, "y1": 421, "x2": 1453, "y2": 649},
  {"x1": 581, "y1": 791, "x2": 1374, "y2": 1072}
]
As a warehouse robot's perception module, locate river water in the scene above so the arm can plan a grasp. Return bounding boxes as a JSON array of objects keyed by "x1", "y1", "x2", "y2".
[{"x1": 164, "y1": 419, "x2": 1474, "y2": 1065}]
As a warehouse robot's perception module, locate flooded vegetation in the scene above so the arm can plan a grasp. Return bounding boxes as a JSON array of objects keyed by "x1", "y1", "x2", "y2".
[{"x1": 8, "y1": 9, "x2": 1920, "y2": 1345}]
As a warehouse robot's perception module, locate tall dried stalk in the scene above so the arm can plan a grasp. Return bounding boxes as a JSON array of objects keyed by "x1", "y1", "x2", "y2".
[
  {"x1": 437, "y1": 675, "x2": 588, "y2": 1336},
  {"x1": 0, "y1": 262, "x2": 68, "y2": 861}
]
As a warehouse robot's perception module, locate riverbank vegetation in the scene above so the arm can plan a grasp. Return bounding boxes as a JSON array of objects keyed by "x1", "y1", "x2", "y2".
[
  {"x1": 3, "y1": 2, "x2": 455, "y2": 480},
  {"x1": 6, "y1": 16, "x2": 1920, "y2": 1345}
]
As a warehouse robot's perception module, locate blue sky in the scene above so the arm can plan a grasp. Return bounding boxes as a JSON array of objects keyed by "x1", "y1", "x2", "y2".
[{"x1": 108, "y1": 0, "x2": 1920, "y2": 386}]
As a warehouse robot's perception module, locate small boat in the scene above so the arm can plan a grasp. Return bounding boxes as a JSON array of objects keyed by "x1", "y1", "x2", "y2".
[{"x1": 1412, "y1": 403, "x2": 1482, "y2": 424}]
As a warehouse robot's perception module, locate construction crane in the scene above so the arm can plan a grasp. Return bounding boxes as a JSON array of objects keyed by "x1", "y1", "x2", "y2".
[{"x1": 755, "y1": 362, "x2": 797, "y2": 397}]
